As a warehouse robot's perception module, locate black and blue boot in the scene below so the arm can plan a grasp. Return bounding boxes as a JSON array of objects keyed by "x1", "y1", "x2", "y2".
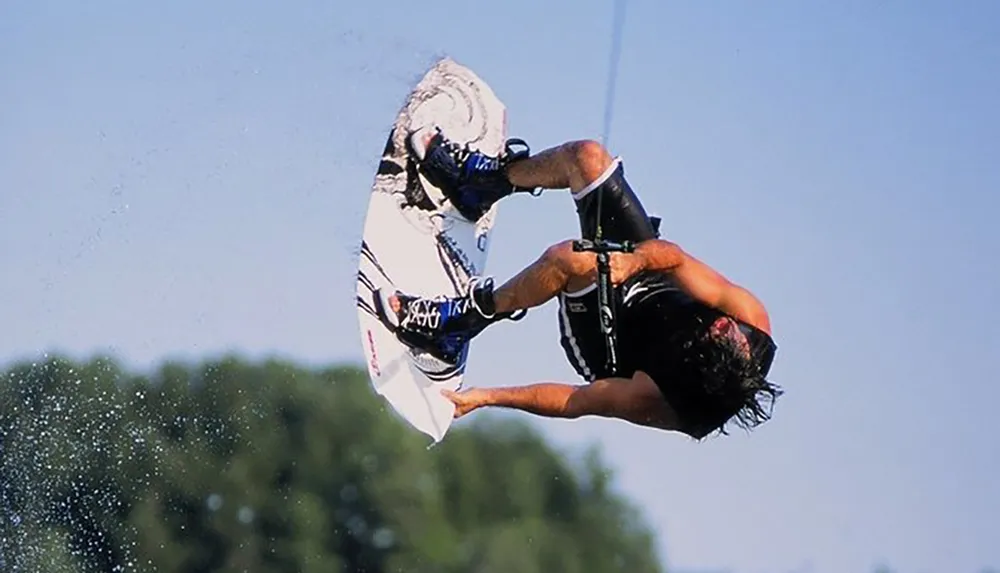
[
  {"x1": 374, "y1": 277, "x2": 524, "y2": 365},
  {"x1": 408, "y1": 126, "x2": 535, "y2": 222}
]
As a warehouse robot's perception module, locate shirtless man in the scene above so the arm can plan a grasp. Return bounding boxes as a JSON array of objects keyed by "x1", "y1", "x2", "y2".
[{"x1": 377, "y1": 129, "x2": 782, "y2": 439}]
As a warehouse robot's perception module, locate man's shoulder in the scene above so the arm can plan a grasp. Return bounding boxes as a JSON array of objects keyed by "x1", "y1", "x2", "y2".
[{"x1": 720, "y1": 285, "x2": 772, "y2": 335}]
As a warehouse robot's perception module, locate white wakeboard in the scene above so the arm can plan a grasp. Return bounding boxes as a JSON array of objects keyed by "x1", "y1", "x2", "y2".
[{"x1": 355, "y1": 58, "x2": 508, "y2": 443}]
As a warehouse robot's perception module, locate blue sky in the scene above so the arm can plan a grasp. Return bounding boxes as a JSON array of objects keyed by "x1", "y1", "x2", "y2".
[{"x1": 2, "y1": 1, "x2": 999, "y2": 572}]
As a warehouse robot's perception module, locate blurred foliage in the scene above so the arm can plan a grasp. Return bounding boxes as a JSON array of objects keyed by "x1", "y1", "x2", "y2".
[{"x1": 0, "y1": 354, "x2": 663, "y2": 573}]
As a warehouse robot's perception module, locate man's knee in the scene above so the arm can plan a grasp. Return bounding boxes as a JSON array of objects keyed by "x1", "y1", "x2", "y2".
[
  {"x1": 541, "y1": 239, "x2": 577, "y2": 266},
  {"x1": 564, "y1": 140, "x2": 615, "y2": 189},
  {"x1": 542, "y1": 239, "x2": 592, "y2": 278}
]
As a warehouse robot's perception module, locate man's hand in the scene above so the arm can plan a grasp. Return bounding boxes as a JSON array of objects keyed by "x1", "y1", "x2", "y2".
[
  {"x1": 633, "y1": 239, "x2": 685, "y2": 273},
  {"x1": 608, "y1": 240, "x2": 686, "y2": 285},
  {"x1": 441, "y1": 387, "x2": 489, "y2": 419},
  {"x1": 609, "y1": 251, "x2": 648, "y2": 285}
]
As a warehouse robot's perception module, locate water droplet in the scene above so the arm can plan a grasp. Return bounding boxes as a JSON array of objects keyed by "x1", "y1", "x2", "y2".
[{"x1": 206, "y1": 493, "x2": 223, "y2": 512}]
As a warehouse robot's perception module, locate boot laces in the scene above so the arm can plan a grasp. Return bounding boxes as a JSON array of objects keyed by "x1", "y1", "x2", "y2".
[
  {"x1": 398, "y1": 276, "x2": 493, "y2": 332},
  {"x1": 400, "y1": 295, "x2": 473, "y2": 332}
]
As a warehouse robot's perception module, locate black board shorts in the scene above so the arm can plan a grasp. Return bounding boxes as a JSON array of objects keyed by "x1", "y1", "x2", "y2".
[{"x1": 571, "y1": 158, "x2": 660, "y2": 243}]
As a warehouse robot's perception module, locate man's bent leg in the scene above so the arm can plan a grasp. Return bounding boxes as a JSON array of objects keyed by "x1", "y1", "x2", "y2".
[
  {"x1": 386, "y1": 239, "x2": 592, "y2": 324},
  {"x1": 491, "y1": 240, "x2": 593, "y2": 314},
  {"x1": 411, "y1": 130, "x2": 658, "y2": 242},
  {"x1": 506, "y1": 140, "x2": 660, "y2": 243},
  {"x1": 504, "y1": 139, "x2": 612, "y2": 193}
]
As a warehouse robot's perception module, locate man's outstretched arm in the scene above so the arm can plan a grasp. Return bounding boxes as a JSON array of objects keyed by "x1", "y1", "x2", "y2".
[
  {"x1": 462, "y1": 382, "x2": 594, "y2": 419},
  {"x1": 443, "y1": 373, "x2": 680, "y2": 429}
]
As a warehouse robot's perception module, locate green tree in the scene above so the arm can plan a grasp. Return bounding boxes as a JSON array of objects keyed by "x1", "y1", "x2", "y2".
[{"x1": 0, "y1": 355, "x2": 664, "y2": 573}]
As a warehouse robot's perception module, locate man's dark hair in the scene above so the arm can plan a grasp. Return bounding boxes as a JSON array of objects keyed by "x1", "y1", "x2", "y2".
[
  {"x1": 643, "y1": 303, "x2": 784, "y2": 439},
  {"x1": 681, "y1": 314, "x2": 782, "y2": 436}
]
